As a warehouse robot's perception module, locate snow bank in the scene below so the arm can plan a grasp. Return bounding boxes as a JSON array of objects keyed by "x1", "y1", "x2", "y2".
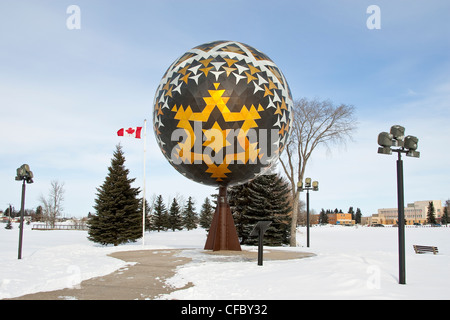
[{"x1": 162, "y1": 226, "x2": 450, "y2": 299}]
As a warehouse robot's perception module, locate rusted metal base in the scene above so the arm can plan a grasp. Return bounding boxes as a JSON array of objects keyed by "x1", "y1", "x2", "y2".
[{"x1": 204, "y1": 186, "x2": 241, "y2": 251}]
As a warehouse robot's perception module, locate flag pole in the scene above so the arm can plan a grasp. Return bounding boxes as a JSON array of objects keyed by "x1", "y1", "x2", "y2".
[{"x1": 142, "y1": 119, "x2": 147, "y2": 246}]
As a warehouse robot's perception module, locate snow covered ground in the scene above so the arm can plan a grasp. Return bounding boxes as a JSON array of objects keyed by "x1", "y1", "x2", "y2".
[{"x1": 1, "y1": 223, "x2": 449, "y2": 300}]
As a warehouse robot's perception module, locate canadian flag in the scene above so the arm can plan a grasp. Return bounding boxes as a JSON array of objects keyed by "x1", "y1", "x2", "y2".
[{"x1": 117, "y1": 127, "x2": 143, "y2": 139}]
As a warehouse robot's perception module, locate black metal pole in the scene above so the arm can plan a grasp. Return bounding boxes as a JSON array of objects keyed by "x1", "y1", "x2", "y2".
[
  {"x1": 258, "y1": 228, "x2": 263, "y2": 266},
  {"x1": 18, "y1": 179, "x2": 26, "y2": 260},
  {"x1": 306, "y1": 190, "x2": 310, "y2": 248},
  {"x1": 397, "y1": 152, "x2": 406, "y2": 284}
]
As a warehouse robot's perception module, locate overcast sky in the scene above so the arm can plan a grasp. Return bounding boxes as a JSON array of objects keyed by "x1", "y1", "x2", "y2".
[{"x1": 1, "y1": 0, "x2": 449, "y2": 218}]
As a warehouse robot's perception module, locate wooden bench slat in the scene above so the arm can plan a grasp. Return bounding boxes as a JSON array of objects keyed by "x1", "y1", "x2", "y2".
[{"x1": 413, "y1": 245, "x2": 438, "y2": 254}]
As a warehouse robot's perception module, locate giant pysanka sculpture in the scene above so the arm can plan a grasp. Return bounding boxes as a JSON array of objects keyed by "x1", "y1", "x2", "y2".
[{"x1": 153, "y1": 40, "x2": 293, "y2": 250}]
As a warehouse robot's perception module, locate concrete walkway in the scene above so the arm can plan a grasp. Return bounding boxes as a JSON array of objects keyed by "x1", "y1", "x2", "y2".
[{"x1": 9, "y1": 249, "x2": 313, "y2": 300}]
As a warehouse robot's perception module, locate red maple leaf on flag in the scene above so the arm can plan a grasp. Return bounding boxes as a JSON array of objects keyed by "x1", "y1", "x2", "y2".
[{"x1": 117, "y1": 126, "x2": 142, "y2": 139}]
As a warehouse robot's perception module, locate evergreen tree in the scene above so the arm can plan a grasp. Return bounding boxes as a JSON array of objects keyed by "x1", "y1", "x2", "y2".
[
  {"x1": 228, "y1": 183, "x2": 252, "y2": 243},
  {"x1": 348, "y1": 206, "x2": 354, "y2": 220},
  {"x1": 151, "y1": 195, "x2": 168, "y2": 232},
  {"x1": 35, "y1": 205, "x2": 43, "y2": 222},
  {"x1": 319, "y1": 208, "x2": 328, "y2": 224},
  {"x1": 442, "y1": 206, "x2": 449, "y2": 226},
  {"x1": 427, "y1": 201, "x2": 437, "y2": 224},
  {"x1": 230, "y1": 173, "x2": 291, "y2": 246},
  {"x1": 168, "y1": 198, "x2": 183, "y2": 231},
  {"x1": 88, "y1": 144, "x2": 141, "y2": 246},
  {"x1": 355, "y1": 208, "x2": 362, "y2": 224},
  {"x1": 199, "y1": 197, "x2": 214, "y2": 230},
  {"x1": 183, "y1": 196, "x2": 197, "y2": 230}
]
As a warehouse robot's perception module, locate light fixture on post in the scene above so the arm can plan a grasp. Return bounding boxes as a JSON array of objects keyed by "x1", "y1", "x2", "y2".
[
  {"x1": 297, "y1": 178, "x2": 319, "y2": 247},
  {"x1": 404, "y1": 135, "x2": 420, "y2": 158},
  {"x1": 15, "y1": 164, "x2": 34, "y2": 260},
  {"x1": 377, "y1": 131, "x2": 393, "y2": 155},
  {"x1": 377, "y1": 125, "x2": 420, "y2": 285}
]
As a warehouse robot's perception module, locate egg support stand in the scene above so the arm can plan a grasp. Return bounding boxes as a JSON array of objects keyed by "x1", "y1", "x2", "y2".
[{"x1": 204, "y1": 185, "x2": 241, "y2": 251}]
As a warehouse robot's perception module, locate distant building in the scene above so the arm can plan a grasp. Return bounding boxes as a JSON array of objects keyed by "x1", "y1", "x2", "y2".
[
  {"x1": 327, "y1": 213, "x2": 355, "y2": 225},
  {"x1": 361, "y1": 216, "x2": 371, "y2": 225},
  {"x1": 371, "y1": 200, "x2": 443, "y2": 225}
]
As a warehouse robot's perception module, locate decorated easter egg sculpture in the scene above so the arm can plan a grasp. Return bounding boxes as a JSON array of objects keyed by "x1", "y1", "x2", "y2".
[{"x1": 153, "y1": 41, "x2": 293, "y2": 250}]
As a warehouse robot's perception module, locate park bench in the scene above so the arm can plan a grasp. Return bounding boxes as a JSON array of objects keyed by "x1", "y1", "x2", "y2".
[{"x1": 413, "y1": 245, "x2": 438, "y2": 255}]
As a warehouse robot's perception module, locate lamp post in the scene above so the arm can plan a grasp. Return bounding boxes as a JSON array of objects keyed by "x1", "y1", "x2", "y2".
[
  {"x1": 15, "y1": 164, "x2": 34, "y2": 260},
  {"x1": 377, "y1": 125, "x2": 420, "y2": 284},
  {"x1": 297, "y1": 178, "x2": 319, "y2": 247}
]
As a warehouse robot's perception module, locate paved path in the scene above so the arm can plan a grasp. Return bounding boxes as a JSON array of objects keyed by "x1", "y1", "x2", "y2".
[{"x1": 9, "y1": 249, "x2": 313, "y2": 300}]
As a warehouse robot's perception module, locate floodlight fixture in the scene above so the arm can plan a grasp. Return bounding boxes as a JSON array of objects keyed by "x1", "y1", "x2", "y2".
[
  {"x1": 377, "y1": 127, "x2": 420, "y2": 158},
  {"x1": 15, "y1": 164, "x2": 34, "y2": 184},
  {"x1": 305, "y1": 177, "x2": 312, "y2": 188},
  {"x1": 378, "y1": 146, "x2": 392, "y2": 155},
  {"x1": 404, "y1": 135, "x2": 420, "y2": 158},
  {"x1": 377, "y1": 132, "x2": 394, "y2": 155},
  {"x1": 312, "y1": 181, "x2": 319, "y2": 191},
  {"x1": 390, "y1": 125, "x2": 405, "y2": 146},
  {"x1": 404, "y1": 135, "x2": 418, "y2": 150},
  {"x1": 378, "y1": 132, "x2": 393, "y2": 147},
  {"x1": 406, "y1": 150, "x2": 420, "y2": 158}
]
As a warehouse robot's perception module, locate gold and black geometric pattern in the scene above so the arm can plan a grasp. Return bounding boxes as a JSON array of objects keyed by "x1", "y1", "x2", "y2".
[{"x1": 153, "y1": 41, "x2": 293, "y2": 187}]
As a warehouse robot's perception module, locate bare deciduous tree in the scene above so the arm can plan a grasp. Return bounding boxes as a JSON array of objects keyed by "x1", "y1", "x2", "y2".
[
  {"x1": 40, "y1": 180, "x2": 65, "y2": 228},
  {"x1": 280, "y1": 98, "x2": 357, "y2": 246}
]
